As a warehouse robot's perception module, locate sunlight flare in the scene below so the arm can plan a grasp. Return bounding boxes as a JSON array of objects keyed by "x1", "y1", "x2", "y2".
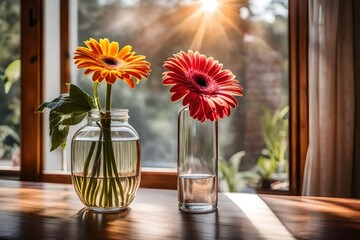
[{"x1": 200, "y1": 0, "x2": 219, "y2": 13}]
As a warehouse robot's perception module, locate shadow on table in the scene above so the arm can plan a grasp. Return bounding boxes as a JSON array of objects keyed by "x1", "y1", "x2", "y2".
[{"x1": 179, "y1": 194, "x2": 264, "y2": 240}]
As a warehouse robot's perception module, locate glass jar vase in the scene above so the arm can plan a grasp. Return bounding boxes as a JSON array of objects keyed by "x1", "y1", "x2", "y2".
[
  {"x1": 71, "y1": 109, "x2": 141, "y2": 212},
  {"x1": 177, "y1": 106, "x2": 218, "y2": 213}
]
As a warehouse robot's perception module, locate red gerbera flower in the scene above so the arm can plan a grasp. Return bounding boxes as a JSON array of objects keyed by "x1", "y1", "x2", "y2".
[{"x1": 163, "y1": 50, "x2": 243, "y2": 122}]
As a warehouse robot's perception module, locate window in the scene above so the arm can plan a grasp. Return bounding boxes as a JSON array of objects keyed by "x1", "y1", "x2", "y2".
[
  {"x1": 0, "y1": 0, "x2": 21, "y2": 175},
  {"x1": 14, "y1": 0, "x2": 307, "y2": 194}
]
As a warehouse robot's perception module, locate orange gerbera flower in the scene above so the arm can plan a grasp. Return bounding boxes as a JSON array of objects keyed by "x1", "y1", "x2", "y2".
[
  {"x1": 74, "y1": 38, "x2": 151, "y2": 88},
  {"x1": 163, "y1": 50, "x2": 243, "y2": 122}
]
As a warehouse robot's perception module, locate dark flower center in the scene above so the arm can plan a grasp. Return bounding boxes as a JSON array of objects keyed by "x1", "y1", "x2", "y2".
[
  {"x1": 103, "y1": 57, "x2": 118, "y2": 66},
  {"x1": 194, "y1": 75, "x2": 208, "y2": 87}
]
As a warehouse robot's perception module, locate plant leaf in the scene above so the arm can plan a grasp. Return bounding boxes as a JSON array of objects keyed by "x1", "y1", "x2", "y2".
[
  {"x1": 60, "y1": 112, "x2": 88, "y2": 126},
  {"x1": 68, "y1": 84, "x2": 94, "y2": 110},
  {"x1": 48, "y1": 111, "x2": 88, "y2": 150},
  {"x1": 36, "y1": 84, "x2": 94, "y2": 114},
  {"x1": 37, "y1": 84, "x2": 94, "y2": 151},
  {"x1": 50, "y1": 124, "x2": 69, "y2": 151},
  {"x1": 37, "y1": 94, "x2": 67, "y2": 113},
  {"x1": 229, "y1": 151, "x2": 245, "y2": 171},
  {"x1": 2, "y1": 60, "x2": 20, "y2": 94}
]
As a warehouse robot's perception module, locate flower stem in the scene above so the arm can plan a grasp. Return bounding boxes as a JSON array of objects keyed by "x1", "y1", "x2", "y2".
[
  {"x1": 106, "y1": 83, "x2": 112, "y2": 111},
  {"x1": 82, "y1": 83, "x2": 126, "y2": 209},
  {"x1": 93, "y1": 82, "x2": 101, "y2": 110}
]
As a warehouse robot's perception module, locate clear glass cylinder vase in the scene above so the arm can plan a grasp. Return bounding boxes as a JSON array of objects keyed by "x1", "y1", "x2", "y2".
[
  {"x1": 71, "y1": 109, "x2": 141, "y2": 213},
  {"x1": 177, "y1": 106, "x2": 218, "y2": 213}
]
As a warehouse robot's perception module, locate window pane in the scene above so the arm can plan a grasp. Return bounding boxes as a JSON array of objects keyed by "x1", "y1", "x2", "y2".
[
  {"x1": 67, "y1": 0, "x2": 289, "y2": 191},
  {"x1": 43, "y1": 0, "x2": 63, "y2": 172},
  {"x1": 0, "y1": 0, "x2": 21, "y2": 170}
]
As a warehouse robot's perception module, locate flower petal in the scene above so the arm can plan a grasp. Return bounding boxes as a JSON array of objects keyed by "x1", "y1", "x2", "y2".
[
  {"x1": 109, "y1": 41, "x2": 119, "y2": 56},
  {"x1": 118, "y1": 45, "x2": 132, "y2": 59},
  {"x1": 123, "y1": 77, "x2": 135, "y2": 88},
  {"x1": 170, "y1": 84, "x2": 190, "y2": 93},
  {"x1": 171, "y1": 91, "x2": 187, "y2": 102}
]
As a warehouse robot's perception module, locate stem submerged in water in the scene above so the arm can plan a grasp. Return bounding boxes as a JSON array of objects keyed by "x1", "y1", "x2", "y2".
[{"x1": 79, "y1": 82, "x2": 125, "y2": 209}]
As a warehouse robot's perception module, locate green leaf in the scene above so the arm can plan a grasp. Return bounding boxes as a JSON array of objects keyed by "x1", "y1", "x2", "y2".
[
  {"x1": 37, "y1": 84, "x2": 95, "y2": 151},
  {"x1": 49, "y1": 111, "x2": 62, "y2": 134},
  {"x1": 52, "y1": 97, "x2": 92, "y2": 114},
  {"x1": 229, "y1": 151, "x2": 245, "y2": 170},
  {"x1": 219, "y1": 151, "x2": 246, "y2": 192},
  {"x1": 50, "y1": 124, "x2": 69, "y2": 151},
  {"x1": 37, "y1": 95, "x2": 65, "y2": 113},
  {"x1": 69, "y1": 84, "x2": 94, "y2": 109},
  {"x1": 2, "y1": 60, "x2": 20, "y2": 94},
  {"x1": 48, "y1": 111, "x2": 88, "y2": 150},
  {"x1": 36, "y1": 84, "x2": 94, "y2": 114},
  {"x1": 38, "y1": 95, "x2": 89, "y2": 114},
  {"x1": 60, "y1": 112, "x2": 88, "y2": 126},
  {"x1": 256, "y1": 156, "x2": 276, "y2": 180}
]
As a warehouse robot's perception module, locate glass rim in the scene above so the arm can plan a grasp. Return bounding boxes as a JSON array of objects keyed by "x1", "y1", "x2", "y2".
[{"x1": 88, "y1": 108, "x2": 129, "y2": 120}]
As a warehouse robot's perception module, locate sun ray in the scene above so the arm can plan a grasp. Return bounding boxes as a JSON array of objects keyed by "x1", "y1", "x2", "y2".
[
  {"x1": 167, "y1": 10, "x2": 203, "y2": 40},
  {"x1": 137, "y1": 0, "x2": 245, "y2": 54},
  {"x1": 190, "y1": 14, "x2": 208, "y2": 50},
  {"x1": 217, "y1": 9, "x2": 244, "y2": 36}
]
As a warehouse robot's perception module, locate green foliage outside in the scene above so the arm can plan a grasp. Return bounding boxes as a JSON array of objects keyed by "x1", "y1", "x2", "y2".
[
  {"x1": 0, "y1": 60, "x2": 20, "y2": 159},
  {"x1": 256, "y1": 105, "x2": 289, "y2": 184},
  {"x1": 219, "y1": 105, "x2": 289, "y2": 192},
  {"x1": 0, "y1": 0, "x2": 21, "y2": 160},
  {"x1": 219, "y1": 151, "x2": 245, "y2": 192}
]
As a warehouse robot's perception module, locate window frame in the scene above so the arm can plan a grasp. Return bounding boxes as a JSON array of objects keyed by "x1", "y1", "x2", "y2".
[
  {"x1": 14, "y1": 0, "x2": 308, "y2": 194},
  {"x1": 289, "y1": 0, "x2": 308, "y2": 194},
  {"x1": 18, "y1": 0, "x2": 43, "y2": 181}
]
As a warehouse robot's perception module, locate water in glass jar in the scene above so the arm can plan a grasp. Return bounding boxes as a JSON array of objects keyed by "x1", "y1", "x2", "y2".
[
  {"x1": 178, "y1": 173, "x2": 218, "y2": 213},
  {"x1": 73, "y1": 174, "x2": 140, "y2": 209},
  {"x1": 71, "y1": 139, "x2": 140, "y2": 212}
]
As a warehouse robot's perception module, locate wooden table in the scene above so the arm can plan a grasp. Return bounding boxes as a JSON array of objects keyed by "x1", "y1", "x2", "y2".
[{"x1": 0, "y1": 180, "x2": 359, "y2": 240}]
